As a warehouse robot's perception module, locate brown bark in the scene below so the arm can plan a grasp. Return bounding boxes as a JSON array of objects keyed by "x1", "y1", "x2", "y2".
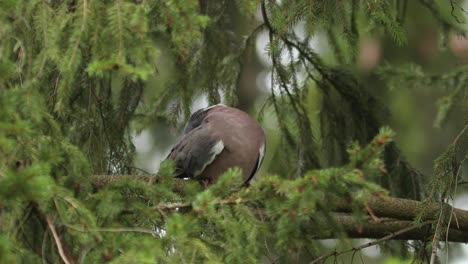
[
  {"x1": 334, "y1": 196, "x2": 468, "y2": 232},
  {"x1": 329, "y1": 216, "x2": 468, "y2": 242}
]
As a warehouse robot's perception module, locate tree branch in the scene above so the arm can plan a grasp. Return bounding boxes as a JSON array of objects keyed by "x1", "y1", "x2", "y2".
[
  {"x1": 89, "y1": 175, "x2": 468, "y2": 242},
  {"x1": 92, "y1": 174, "x2": 186, "y2": 192},
  {"x1": 334, "y1": 196, "x2": 468, "y2": 232},
  {"x1": 46, "y1": 214, "x2": 74, "y2": 264},
  {"x1": 311, "y1": 219, "x2": 435, "y2": 264}
]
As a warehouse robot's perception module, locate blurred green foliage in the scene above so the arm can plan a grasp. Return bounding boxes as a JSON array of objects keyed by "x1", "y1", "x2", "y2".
[{"x1": 0, "y1": 0, "x2": 467, "y2": 263}]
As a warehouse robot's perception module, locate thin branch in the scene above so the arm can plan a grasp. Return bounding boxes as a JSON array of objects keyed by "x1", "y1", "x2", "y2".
[
  {"x1": 445, "y1": 155, "x2": 464, "y2": 262},
  {"x1": 64, "y1": 224, "x2": 154, "y2": 235},
  {"x1": 452, "y1": 122, "x2": 468, "y2": 146},
  {"x1": 320, "y1": 216, "x2": 468, "y2": 242},
  {"x1": 46, "y1": 215, "x2": 73, "y2": 264},
  {"x1": 311, "y1": 220, "x2": 435, "y2": 264},
  {"x1": 127, "y1": 166, "x2": 152, "y2": 175},
  {"x1": 430, "y1": 202, "x2": 446, "y2": 264}
]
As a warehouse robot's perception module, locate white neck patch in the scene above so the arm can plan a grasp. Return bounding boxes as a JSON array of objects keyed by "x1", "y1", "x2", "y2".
[{"x1": 257, "y1": 143, "x2": 266, "y2": 172}]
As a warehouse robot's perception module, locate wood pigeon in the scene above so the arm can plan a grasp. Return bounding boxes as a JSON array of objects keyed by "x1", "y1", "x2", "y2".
[{"x1": 165, "y1": 104, "x2": 266, "y2": 186}]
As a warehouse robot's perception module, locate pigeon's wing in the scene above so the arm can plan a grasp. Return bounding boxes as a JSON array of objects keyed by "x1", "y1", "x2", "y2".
[{"x1": 166, "y1": 127, "x2": 224, "y2": 179}]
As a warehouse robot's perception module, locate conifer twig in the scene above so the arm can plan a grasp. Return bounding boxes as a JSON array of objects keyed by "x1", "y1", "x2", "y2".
[{"x1": 90, "y1": 174, "x2": 468, "y2": 234}]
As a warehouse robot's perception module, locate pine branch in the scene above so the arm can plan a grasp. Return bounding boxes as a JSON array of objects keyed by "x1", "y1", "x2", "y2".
[
  {"x1": 312, "y1": 216, "x2": 468, "y2": 261},
  {"x1": 89, "y1": 174, "x2": 468, "y2": 241}
]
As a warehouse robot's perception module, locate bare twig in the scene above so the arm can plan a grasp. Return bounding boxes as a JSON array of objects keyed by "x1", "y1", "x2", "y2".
[
  {"x1": 445, "y1": 156, "x2": 465, "y2": 262},
  {"x1": 430, "y1": 202, "x2": 446, "y2": 264},
  {"x1": 46, "y1": 215, "x2": 73, "y2": 264},
  {"x1": 452, "y1": 123, "x2": 468, "y2": 146},
  {"x1": 311, "y1": 220, "x2": 434, "y2": 264}
]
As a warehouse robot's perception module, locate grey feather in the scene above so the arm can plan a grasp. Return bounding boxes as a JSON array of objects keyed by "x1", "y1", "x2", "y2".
[
  {"x1": 183, "y1": 109, "x2": 209, "y2": 134},
  {"x1": 167, "y1": 126, "x2": 224, "y2": 178}
]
